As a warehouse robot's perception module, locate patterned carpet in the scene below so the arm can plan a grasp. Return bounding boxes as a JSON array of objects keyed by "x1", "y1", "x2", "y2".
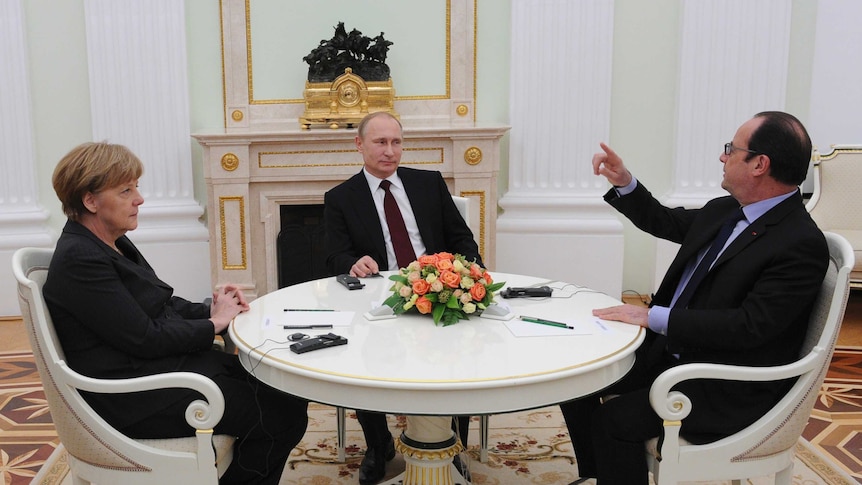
[{"x1": 3, "y1": 348, "x2": 861, "y2": 485}]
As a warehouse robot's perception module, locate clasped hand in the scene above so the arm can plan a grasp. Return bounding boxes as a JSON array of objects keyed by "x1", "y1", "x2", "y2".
[{"x1": 210, "y1": 284, "x2": 250, "y2": 334}]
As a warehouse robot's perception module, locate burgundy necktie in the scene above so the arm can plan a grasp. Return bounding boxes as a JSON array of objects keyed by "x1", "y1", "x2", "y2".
[
  {"x1": 379, "y1": 180, "x2": 416, "y2": 269},
  {"x1": 674, "y1": 207, "x2": 746, "y2": 308}
]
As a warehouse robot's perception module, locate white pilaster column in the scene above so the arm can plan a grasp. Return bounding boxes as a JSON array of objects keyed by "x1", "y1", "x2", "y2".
[
  {"x1": 84, "y1": 0, "x2": 211, "y2": 297},
  {"x1": 0, "y1": 0, "x2": 54, "y2": 315},
  {"x1": 497, "y1": 0, "x2": 622, "y2": 297},
  {"x1": 653, "y1": 0, "x2": 791, "y2": 287}
]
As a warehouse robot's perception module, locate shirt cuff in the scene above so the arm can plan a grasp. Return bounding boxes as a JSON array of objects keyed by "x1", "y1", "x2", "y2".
[
  {"x1": 614, "y1": 176, "x2": 638, "y2": 196},
  {"x1": 648, "y1": 305, "x2": 670, "y2": 335}
]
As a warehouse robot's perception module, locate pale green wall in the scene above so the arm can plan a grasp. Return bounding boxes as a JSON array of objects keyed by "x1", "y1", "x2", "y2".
[
  {"x1": 24, "y1": 0, "x2": 92, "y2": 233},
  {"x1": 185, "y1": 0, "x2": 225, "y2": 219},
  {"x1": 606, "y1": 0, "x2": 681, "y2": 292},
  {"x1": 787, "y1": 0, "x2": 818, "y2": 120}
]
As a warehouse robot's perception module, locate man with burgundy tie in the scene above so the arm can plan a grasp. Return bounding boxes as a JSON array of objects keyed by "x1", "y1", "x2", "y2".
[
  {"x1": 560, "y1": 111, "x2": 828, "y2": 485},
  {"x1": 324, "y1": 111, "x2": 481, "y2": 484}
]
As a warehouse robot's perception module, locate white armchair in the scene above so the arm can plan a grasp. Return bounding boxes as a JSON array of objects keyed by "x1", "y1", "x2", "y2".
[
  {"x1": 452, "y1": 195, "x2": 470, "y2": 225},
  {"x1": 13, "y1": 247, "x2": 235, "y2": 485},
  {"x1": 806, "y1": 145, "x2": 862, "y2": 287},
  {"x1": 645, "y1": 231, "x2": 853, "y2": 484}
]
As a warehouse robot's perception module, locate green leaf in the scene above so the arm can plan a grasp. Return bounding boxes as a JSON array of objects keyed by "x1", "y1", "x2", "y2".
[
  {"x1": 446, "y1": 296, "x2": 461, "y2": 309},
  {"x1": 382, "y1": 294, "x2": 402, "y2": 308},
  {"x1": 432, "y1": 304, "x2": 446, "y2": 325},
  {"x1": 389, "y1": 274, "x2": 409, "y2": 284},
  {"x1": 487, "y1": 281, "x2": 506, "y2": 293},
  {"x1": 440, "y1": 308, "x2": 467, "y2": 326},
  {"x1": 389, "y1": 300, "x2": 408, "y2": 315}
]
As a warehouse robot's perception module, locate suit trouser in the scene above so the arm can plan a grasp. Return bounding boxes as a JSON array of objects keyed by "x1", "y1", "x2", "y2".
[
  {"x1": 121, "y1": 351, "x2": 309, "y2": 485},
  {"x1": 559, "y1": 344, "x2": 676, "y2": 485},
  {"x1": 356, "y1": 410, "x2": 470, "y2": 452}
]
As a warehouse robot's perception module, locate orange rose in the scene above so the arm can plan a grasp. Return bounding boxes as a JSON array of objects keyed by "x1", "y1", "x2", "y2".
[
  {"x1": 482, "y1": 272, "x2": 493, "y2": 285},
  {"x1": 417, "y1": 254, "x2": 438, "y2": 267},
  {"x1": 469, "y1": 283, "x2": 486, "y2": 301},
  {"x1": 412, "y1": 279, "x2": 431, "y2": 296},
  {"x1": 415, "y1": 296, "x2": 433, "y2": 314},
  {"x1": 438, "y1": 270, "x2": 461, "y2": 289},
  {"x1": 437, "y1": 252, "x2": 455, "y2": 261},
  {"x1": 469, "y1": 263, "x2": 483, "y2": 278},
  {"x1": 435, "y1": 258, "x2": 454, "y2": 272}
]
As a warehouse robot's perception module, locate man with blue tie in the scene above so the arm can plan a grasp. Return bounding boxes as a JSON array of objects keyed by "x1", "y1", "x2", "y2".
[{"x1": 561, "y1": 111, "x2": 828, "y2": 485}]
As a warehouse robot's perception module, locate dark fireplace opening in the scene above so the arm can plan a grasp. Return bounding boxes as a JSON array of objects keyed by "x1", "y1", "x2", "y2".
[{"x1": 277, "y1": 204, "x2": 329, "y2": 288}]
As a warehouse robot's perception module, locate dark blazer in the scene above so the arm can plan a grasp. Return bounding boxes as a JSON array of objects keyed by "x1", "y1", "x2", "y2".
[
  {"x1": 44, "y1": 220, "x2": 219, "y2": 429},
  {"x1": 607, "y1": 182, "x2": 828, "y2": 438},
  {"x1": 324, "y1": 167, "x2": 481, "y2": 275}
]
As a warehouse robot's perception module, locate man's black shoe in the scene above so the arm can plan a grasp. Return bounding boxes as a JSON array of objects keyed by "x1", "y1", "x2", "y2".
[{"x1": 359, "y1": 436, "x2": 395, "y2": 485}]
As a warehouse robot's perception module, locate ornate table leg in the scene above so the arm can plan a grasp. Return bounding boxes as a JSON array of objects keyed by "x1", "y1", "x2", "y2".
[{"x1": 395, "y1": 415, "x2": 467, "y2": 485}]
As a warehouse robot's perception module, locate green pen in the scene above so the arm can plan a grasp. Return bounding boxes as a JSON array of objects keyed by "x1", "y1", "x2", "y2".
[{"x1": 520, "y1": 316, "x2": 574, "y2": 330}]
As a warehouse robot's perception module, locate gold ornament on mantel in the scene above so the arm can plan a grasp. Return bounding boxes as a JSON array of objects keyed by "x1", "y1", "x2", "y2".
[
  {"x1": 300, "y1": 68, "x2": 396, "y2": 129},
  {"x1": 299, "y1": 22, "x2": 398, "y2": 129}
]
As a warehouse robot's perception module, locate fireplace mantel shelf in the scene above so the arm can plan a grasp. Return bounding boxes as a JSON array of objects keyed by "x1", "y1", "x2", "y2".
[{"x1": 195, "y1": 123, "x2": 509, "y2": 298}]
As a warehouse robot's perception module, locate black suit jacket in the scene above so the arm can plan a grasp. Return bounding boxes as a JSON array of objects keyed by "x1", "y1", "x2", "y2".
[
  {"x1": 324, "y1": 167, "x2": 481, "y2": 275},
  {"x1": 43, "y1": 220, "x2": 220, "y2": 429},
  {"x1": 607, "y1": 182, "x2": 828, "y2": 438}
]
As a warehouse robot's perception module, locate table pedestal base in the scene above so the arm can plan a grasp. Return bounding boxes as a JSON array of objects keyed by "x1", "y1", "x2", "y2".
[
  {"x1": 378, "y1": 463, "x2": 470, "y2": 485},
  {"x1": 389, "y1": 415, "x2": 469, "y2": 485}
]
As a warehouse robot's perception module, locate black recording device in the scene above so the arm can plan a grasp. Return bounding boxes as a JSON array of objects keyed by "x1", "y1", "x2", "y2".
[
  {"x1": 336, "y1": 274, "x2": 365, "y2": 290},
  {"x1": 289, "y1": 333, "x2": 348, "y2": 354},
  {"x1": 500, "y1": 286, "x2": 553, "y2": 299}
]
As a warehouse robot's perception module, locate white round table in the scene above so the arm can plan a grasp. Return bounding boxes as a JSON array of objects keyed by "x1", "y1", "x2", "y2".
[{"x1": 229, "y1": 272, "x2": 644, "y2": 484}]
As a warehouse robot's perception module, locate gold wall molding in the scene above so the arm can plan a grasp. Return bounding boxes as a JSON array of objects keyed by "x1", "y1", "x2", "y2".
[
  {"x1": 219, "y1": 196, "x2": 247, "y2": 270},
  {"x1": 460, "y1": 190, "x2": 486, "y2": 260},
  {"x1": 220, "y1": 0, "x2": 478, "y2": 129},
  {"x1": 245, "y1": 1, "x2": 452, "y2": 104}
]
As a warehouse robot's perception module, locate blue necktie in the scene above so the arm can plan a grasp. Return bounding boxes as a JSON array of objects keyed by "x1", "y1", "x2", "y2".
[{"x1": 674, "y1": 208, "x2": 745, "y2": 308}]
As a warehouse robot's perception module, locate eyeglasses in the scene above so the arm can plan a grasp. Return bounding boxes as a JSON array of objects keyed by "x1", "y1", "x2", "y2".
[{"x1": 724, "y1": 142, "x2": 759, "y2": 157}]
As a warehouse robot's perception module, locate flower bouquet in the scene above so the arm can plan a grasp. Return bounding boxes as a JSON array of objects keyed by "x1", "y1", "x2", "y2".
[{"x1": 382, "y1": 252, "x2": 505, "y2": 326}]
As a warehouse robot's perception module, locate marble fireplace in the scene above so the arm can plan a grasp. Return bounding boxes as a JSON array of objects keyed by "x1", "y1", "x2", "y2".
[{"x1": 194, "y1": 126, "x2": 507, "y2": 299}]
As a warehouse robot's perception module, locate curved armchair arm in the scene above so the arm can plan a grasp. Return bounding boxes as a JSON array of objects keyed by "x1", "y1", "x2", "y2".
[
  {"x1": 648, "y1": 347, "x2": 824, "y2": 421},
  {"x1": 56, "y1": 361, "x2": 225, "y2": 430}
]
